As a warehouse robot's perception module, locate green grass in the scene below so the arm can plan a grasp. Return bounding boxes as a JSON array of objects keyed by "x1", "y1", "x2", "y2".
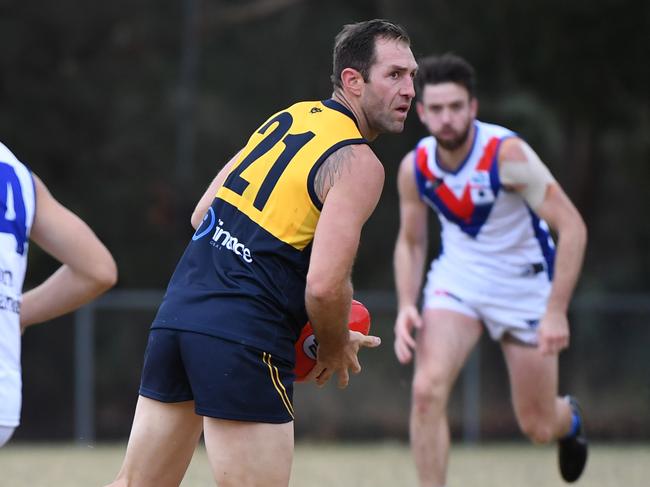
[{"x1": 1, "y1": 441, "x2": 648, "y2": 486}]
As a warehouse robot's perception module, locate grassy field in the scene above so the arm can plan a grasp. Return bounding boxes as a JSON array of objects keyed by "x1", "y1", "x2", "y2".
[{"x1": 1, "y1": 441, "x2": 648, "y2": 486}]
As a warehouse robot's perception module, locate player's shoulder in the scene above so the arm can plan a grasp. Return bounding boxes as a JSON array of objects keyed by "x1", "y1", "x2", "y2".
[
  {"x1": 327, "y1": 143, "x2": 382, "y2": 178},
  {"x1": 497, "y1": 136, "x2": 531, "y2": 162},
  {"x1": 285, "y1": 99, "x2": 357, "y2": 120},
  {"x1": 0, "y1": 141, "x2": 23, "y2": 168},
  {"x1": 402, "y1": 147, "x2": 415, "y2": 160},
  {"x1": 0, "y1": 141, "x2": 34, "y2": 184},
  {"x1": 397, "y1": 149, "x2": 416, "y2": 176},
  {"x1": 473, "y1": 120, "x2": 527, "y2": 162},
  {"x1": 476, "y1": 119, "x2": 517, "y2": 139},
  {"x1": 314, "y1": 143, "x2": 381, "y2": 203},
  {"x1": 285, "y1": 99, "x2": 323, "y2": 113},
  {"x1": 396, "y1": 149, "x2": 420, "y2": 197},
  {"x1": 0, "y1": 140, "x2": 12, "y2": 157},
  {"x1": 406, "y1": 135, "x2": 436, "y2": 167},
  {"x1": 282, "y1": 99, "x2": 365, "y2": 140}
]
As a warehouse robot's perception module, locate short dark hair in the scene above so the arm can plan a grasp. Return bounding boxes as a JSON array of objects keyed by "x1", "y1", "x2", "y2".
[
  {"x1": 415, "y1": 53, "x2": 476, "y2": 101},
  {"x1": 331, "y1": 19, "x2": 410, "y2": 89}
]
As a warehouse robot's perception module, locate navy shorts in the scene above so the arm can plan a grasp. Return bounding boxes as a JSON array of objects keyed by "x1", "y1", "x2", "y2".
[{"x1": 139, "y1": 328, "x2": 295, "y2": 423}]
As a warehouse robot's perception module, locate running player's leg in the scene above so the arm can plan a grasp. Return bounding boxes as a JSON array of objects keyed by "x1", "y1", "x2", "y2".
[
  {"x1": 106, "y1": 396, "x2": 203, "y2": 487},
  {"x1": 203, "y1": 418, "x2": 293, "y2": 487},
  {"x1": 501, "y1": 338, "x2": 572, "y2": 443},
  {"x1": 411, "y1": 307, "x2": 483, "y2": 487}
]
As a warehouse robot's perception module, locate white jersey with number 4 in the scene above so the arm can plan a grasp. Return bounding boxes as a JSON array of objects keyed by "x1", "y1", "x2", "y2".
[{"x1": 0, "y1": 142, "x2": 36, "y2": 427}]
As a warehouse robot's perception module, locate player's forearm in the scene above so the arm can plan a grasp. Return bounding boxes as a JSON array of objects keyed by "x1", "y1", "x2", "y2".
[
  {"x1": 393, "y1": 235, "x2": 427, "y2": 310},
  {"x1": 21, "y1": 264, "x2": 116, "y2": 328},
  {"x1": 546, "y1": 221, "x2": 587, "y2": 313},
  {"x1": 305, "y1": 279, "x2": 353, "y2": 355}
]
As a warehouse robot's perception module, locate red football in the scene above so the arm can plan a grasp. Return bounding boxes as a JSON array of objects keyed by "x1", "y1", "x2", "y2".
[{"x1": 294, "y1": 299, "x2": 371, "y2": 382}]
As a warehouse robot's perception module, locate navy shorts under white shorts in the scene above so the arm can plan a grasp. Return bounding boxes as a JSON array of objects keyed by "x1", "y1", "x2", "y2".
[{"x1": 139, "y1": 328, "x2": 295, "y2": 423}]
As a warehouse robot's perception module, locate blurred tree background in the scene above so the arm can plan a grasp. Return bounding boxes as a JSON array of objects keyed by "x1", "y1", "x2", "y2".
[{"x1": 1, "y1": 0, "x2": 648, "y2": 441}]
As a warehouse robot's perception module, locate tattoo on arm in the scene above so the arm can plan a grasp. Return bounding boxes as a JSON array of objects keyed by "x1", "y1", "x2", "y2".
[{"x1": 313, "y1": 145, "x2": 354, "y2": 203}]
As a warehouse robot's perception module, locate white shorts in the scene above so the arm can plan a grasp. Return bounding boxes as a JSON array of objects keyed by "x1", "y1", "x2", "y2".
[
  {"x1": 0, "y1": 318, "x2": 22, "y2": 428},
  {"x1": 0, "y1": 425, "x2": 16, "y2": 447},
  {"x1": 0, "y1": 369, "x2": 22, "y2": 428},
  {"x1": 422, "y1": 258, "x2": 551, "y2": 345}
]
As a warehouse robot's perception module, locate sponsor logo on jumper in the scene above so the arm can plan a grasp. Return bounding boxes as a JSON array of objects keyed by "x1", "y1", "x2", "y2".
[
  {"x1": 310, "y1": 107, "x2": 322, "y2": 114},
  {"x1": 469, "y1": 170, "x2": 494, "y2": 204},
  {"x1": 0, "y1": 293, "x2": 20, "y2": 314},
  {"x1": 0, "y1": 267, "x2": 13, "y2": 287},
  {"x1": 192, "y1": 208, "x2": 253, "y2": 263},
  {"x1": 211, "y1": 219, "x2": 253, "y2": 263}
]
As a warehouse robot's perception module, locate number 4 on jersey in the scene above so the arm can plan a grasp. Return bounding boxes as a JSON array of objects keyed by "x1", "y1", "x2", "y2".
[{"x1": 0, "y1": 162, "x2": 28, "y2": 255}]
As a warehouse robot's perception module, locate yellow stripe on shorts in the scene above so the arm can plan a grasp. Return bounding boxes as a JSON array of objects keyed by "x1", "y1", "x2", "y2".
[{"x1": 263, "y1": 352, "x2": 294, "y2": 419}]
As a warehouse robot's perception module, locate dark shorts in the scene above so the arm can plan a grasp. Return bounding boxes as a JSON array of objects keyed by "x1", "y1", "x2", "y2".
[{"x1": 139, "y1": 328, "x2": 295, "y2": 423}]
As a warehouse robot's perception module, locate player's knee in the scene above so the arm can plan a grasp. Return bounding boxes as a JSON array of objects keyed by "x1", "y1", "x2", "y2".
[{"x1": 411, "y1": 373, "x2": 449, "y2": 415}]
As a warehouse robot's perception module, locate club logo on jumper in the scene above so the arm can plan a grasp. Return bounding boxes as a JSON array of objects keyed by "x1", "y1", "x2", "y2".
[
  {"x1": 469, "y1": 170, "x2": 495, "y2": 204},
  {"x1": 192, "y1": 208, "x2": 253, "y2": 263}
]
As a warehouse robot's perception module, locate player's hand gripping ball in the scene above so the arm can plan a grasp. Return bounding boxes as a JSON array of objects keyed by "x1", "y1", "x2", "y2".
[{"x1": 294, "y1": 299, "x2": 371, "y2": 382}]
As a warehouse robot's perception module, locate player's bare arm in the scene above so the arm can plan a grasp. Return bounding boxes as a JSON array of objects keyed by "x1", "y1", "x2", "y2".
[
  {"x1": 190, "y1": 150, "x2": 242, "y2": 229},
  {"x1": 305, "y1": 144, "x2": 383, "y2": 388},
  {"x1": 20, "y1": 175, "x2": 117, "y2": 330},
  {"x1": 499, "y1": 137, "x2": 555, "y2": 210},
  {"x1": 393, "y1": 150, "x2": 428, "y2": 364},
  {"x1": 499, "y1": 138, "x2": 587, "y2": 355},
  {"x1": 313, "y1": 144, "x2": 353, "y2": 202}
]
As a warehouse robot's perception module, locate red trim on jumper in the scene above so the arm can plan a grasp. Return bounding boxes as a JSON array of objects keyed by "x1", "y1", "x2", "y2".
[
  {"x1": 433, "y1": 137, "x2": 499, "y2": 223},
  {"x1": 417, "y1": 138, "x2": 500, "y2": 224},
  {"x1": 435, "y1": 182, "x2": 473, "y2": 223},
  {"x1": 476, "y1": 137, "x2": 499, "y2": 171},
  {"x1": 416, "y1": 146, "x2": 434, "y2": 180}
]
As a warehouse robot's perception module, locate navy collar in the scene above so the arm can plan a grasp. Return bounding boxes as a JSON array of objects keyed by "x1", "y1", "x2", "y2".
[{"x1": 322, "y1": 99, "x2": 360, "y2": 128}]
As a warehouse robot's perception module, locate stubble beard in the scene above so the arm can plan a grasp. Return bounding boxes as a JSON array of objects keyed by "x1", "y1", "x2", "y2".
[
  {"x1": 363, "y1": 90, "x2": 407, "y2": 136},
  {"x1": 371, "y1": 109, "x2": 406, "y2": 135},
  {"x1": 435, "y1": 121, "x2": 472, "y2": 151}
]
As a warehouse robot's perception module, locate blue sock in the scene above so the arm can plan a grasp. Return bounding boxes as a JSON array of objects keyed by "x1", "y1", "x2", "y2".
[{"x1": 563, "y1": 409, "x2": 580, "y2": 439}]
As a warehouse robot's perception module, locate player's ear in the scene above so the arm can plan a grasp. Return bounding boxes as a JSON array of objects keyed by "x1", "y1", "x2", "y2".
[
  {"x1": 470, "y1": 96, "x2": 478, "y2": 118},
  {"x1": 340, "y1": 67, "x2": 364, "y2": 96},
  {"x1": 416, "y1": 101, "x2": 425, "y2": 123}
]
